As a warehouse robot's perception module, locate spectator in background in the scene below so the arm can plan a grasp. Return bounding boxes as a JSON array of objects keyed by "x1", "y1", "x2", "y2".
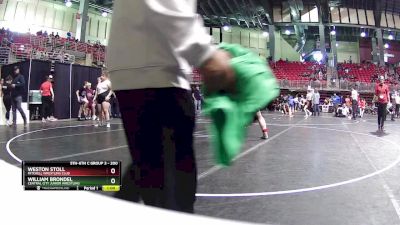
[
  {"x1": 305, "y1": 89, "x2": 313, "y2": 118},
  {"x1": 93, "y1": 72, "x2": 112, "y2": 128},
  {"x1": 1, "y1": 37, "x2": 9, "y2": 47},
  {"x1": 1, "y1": 76, "x2": 12, "y2": 126},
  {"x1": 294, "y1": 94, "x2": 300, "y2": 112},
  {"x1": 66, "y1": 31, "x2": 71, "y2": 39},
  {"x1": 110, "y1": 91, "x2": 120, "y2": 119},
  {"x1": 391, "y1": 92, "x2": 397, "y2": 121},
  {"x1": 359, "y1": 98, "x2": 366, "y2": 118},
  {"x1": 332, "y1": 93, "x2": 341, "y2": 115},
  {"x1": 76, "y1": 81, "x2": 88, "y2": 121},
  {"x1": 85, "y1": 82, "x2": 96, "y2": 120},
  {"x1": 375, "y1": 76, "x2": 390, "y2": 131},
  {"x1": 283, "y1": 77, "x2": 289, "y2": 87},
  {"x1": 395, "y1": 91, "x2": 400, "y2": 118},
  {"x1": 288, "y1": 94, "x2": 294, "y2": 117},
  {"x1": 55, "y1": 32, "x2": 60, "y2": 39},
  {"x1": 192, "y1": 85, "x2": 202, "y2": 113},
  {"x1": 39, "y1": 75, "x2": 56, "y2": 122},
  {"x1": 345, "y1": 95, "x2": 351, "y2": 108},
  {"x1": 10, "y1": 66, "x2": 27, "y2": 126},
  {"x1": 312, "y1": 89, "x2": 320, "y2": 116},
  {"x1": 351, "y1": 87, "x2": 359, "y2": 120},
  {"x1": 43, "y1": 30, "x2": 48, "y2": 37}
]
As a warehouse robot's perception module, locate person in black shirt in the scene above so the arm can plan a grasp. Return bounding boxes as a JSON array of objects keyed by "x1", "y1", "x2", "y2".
[
  {"x1": 1, "y1": 76, "x2": 12, "y2": 125},
  {"x1": 10, "y1": 66, "x2": 27, "y2": 126},
  {"x1": 76, "y1": 81, "x2": 88, "y2": 121}
]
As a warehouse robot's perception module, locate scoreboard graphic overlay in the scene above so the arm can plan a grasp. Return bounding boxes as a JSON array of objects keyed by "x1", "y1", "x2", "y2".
[{"x1": 22, "y1": 161, "x2": 121, "y2": 191}]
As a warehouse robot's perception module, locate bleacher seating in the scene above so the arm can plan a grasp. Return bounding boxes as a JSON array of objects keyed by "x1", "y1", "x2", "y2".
[
  {"x1": 0, "y1": 31, "x2": 106, "y2": 65},
  {"x1": 271, "y1": 60, "x2": 324, "y2": 81},
  {"x1": 337, "y1": 63, "x2": 386, "y2": 83}
]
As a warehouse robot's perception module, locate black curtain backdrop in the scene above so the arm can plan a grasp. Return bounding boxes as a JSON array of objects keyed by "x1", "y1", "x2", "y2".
[
  {"x1": 29, "y1": 60, "x2": 52, "y2": 91},
  {"x1": 53, "y1": 63, "x2": 71, "y2": 119},
  {"x1": 89, "y1": 67, "x2": 102, "y2": 86}
]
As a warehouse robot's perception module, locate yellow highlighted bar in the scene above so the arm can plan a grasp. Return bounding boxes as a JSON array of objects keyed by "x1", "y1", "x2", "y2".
[{"x1": 102, "y1": 185, "x2": 120, "y2": 192}]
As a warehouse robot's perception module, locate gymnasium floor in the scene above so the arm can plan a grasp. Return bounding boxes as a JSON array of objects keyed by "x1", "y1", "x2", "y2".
[{"x1": 2, "y1": 112, "x2": 400, "y2": 225}]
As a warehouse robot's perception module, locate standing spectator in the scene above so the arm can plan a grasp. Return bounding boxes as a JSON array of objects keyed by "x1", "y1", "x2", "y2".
[
  {"x1": 359, "y1": 98, "x2": 366, "y2": 118},
  {"x1": 312, "y1": 89, "x2": 320, "y2": 116},
  {"x1": 47, "y1": 75, "x2": 57, "y2": 121},
  {"x1": 10, "y1": 66, "x2": 27, "y2": 126},
  {"x1": 293, "y1": 94, "x2": 299, "y2": 112},
  {"x1": 93, "y1": 73, "x2": 112, "y2": 128},
  {"x1": 300, "y1": 95, "x2": 306, "y2": 112},
  {"x1": 39, "y1": 75, "x2": 56, "y2": 122},
  {"x1": 1, "y1": 76, "x2": 12, "y2": 126},
  {"x1": 288, "y1": 94, "x2": 294, "y2": 117},
  {"x1": 76, "y1": 81, "x2": 88, "y2": 121},
  {"x1": 85, "y1": 82, "x2": 96, "y2": 120},
  {"x1": 281, "y1": 94, "x2": 289, "y2": 115},
  {"x1": 351, "y1": 87, "x2": 359, "y2": 120},
  {"x1": 331, "y1": 94, "x2": 340, "y2": 111},
  {"x1": 305, "y1": 89, "x2": 313, "y2": 118},
  {"x1": 108, "y1": 0, "x2": 234, "y2": 213},
  {"x1": 192, "y1": 85, "x2": 202, "y2": 113},
  {"x1": 395, "y1": 91, "x2": 400, "y2": 118},
  {"x1": 375, "y1": 76, "x2": 390, "y2": 131},
  {"x1": 391, "y1": 92, "x2": 397, "y2": 121},
  {"x1": 0, "y1": 78, "x2": 4, "y2": 124},
  {"x1": 110, "y1": 92, "x2": 120, "y2": 118},
  {"x1": 345, "y1": 95, "x2": 351, "y2": 108}
]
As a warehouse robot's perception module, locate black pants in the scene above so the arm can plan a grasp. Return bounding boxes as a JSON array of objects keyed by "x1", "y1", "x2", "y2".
[
  {"x1": 3, "y1": 96, "x2": 11, "y2": 120},
  {"x1": 352, "y1": 100, "x2": 358, "y2": 119},
  {"x1": 12, "y1": 96, "x2": 27, "y2": 124},
  {"x1": 115, "y1": 88, "x2": 196, "y2": 213},
  {"x1": 41, "y1": 96, "x2": 52, "y2": 119},
  {"x1": 377, "y1": 103, "x2": 387, "y2": 129},
  {"x1": 110, "y1": 97, "x2": 121, "y2": 118}
]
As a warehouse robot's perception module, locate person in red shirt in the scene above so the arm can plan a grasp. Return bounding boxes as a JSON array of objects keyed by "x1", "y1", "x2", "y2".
[
  {"x1": 40, "y1": 75, "x2": 55, "y2": 122},
  {"x1": 375, "y1": 76, "x2": 390, "y2": 131}
]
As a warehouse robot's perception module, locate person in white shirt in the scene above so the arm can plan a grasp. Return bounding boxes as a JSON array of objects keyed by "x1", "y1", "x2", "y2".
[
  {"x1": 107, "y1": 0, "x2": 234, "y2": 213},
  {"x1": 395, "y1": 91, "x2": 400, "y2": 118},
  {"x1": 93, "y1": 73, "x2": 112, "y2": 128},
  {"x1": 293, "y1": 95, "x2": 299, "y2": 112},
  {"x1": 305, "y1": 89, "x2": 313, "y2": 118},
  {"x1": 312, "y1": 89, "x2": 320, "y2": 116},
  {"x1": 351, "y1": 87, "x2": 358, "y2": 120},
  {"x1": 342, "y1": 105, "x2": 350, "y2": 117}
]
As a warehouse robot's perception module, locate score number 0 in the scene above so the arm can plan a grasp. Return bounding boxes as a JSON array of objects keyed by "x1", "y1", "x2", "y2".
[{"x1": 110, "y1": 168, "x2": 116, "y2": 184}]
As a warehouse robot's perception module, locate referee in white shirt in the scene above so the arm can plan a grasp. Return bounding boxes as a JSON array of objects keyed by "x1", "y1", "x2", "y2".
[{"x1": 107, "y1": 0, "x2": 235, "y2": 213}]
